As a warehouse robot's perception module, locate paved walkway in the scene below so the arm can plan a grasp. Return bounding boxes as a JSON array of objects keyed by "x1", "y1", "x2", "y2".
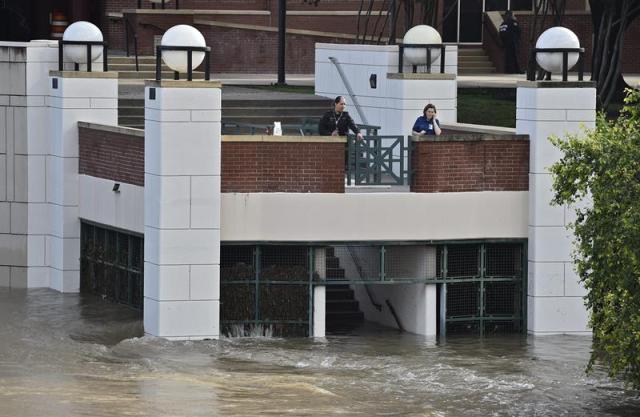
[{"x1": 120, "y1": 72, "x2": 640, "y2": 89}]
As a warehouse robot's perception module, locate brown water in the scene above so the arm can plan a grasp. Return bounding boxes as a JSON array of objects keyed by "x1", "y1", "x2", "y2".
[{"x1": 0, "y1": 288, "x2": 638, "y2": 417}]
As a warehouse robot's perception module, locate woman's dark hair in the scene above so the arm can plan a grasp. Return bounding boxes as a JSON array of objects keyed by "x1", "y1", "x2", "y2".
[
  {"x1": 334, "y1": 96, "x2": 344, "y2": 104},
  {"x1": 423, "y1": 103, "x2": 437, "y2": 117}
]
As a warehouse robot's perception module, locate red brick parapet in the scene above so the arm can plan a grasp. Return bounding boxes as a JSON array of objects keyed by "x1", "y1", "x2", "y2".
[
  {"x1": 79, "y1": 122, "x2": 145, "y2": 186},
  {"x1": 410, "y1": 134, "x2": 529, "y2": 193},
  {"x1": 221, "y1": 135, "x2": 346, "y2": 193}
]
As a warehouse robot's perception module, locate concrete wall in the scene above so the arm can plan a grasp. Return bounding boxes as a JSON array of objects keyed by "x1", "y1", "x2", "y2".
[{"x1": 221, "y1": 192, "x2": 528, "y2": 242}]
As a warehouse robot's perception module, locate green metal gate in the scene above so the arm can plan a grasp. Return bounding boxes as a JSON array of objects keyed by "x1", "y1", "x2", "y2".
[
  {"x1": 347, "y1": 135, "x2": 410, "y2": 186},
  {"x1": 439, "y1": 242, "x2": 527, "y2": 336},
  {"x1": 220, "y1": 245, "x2": 315, "y2": 337}
]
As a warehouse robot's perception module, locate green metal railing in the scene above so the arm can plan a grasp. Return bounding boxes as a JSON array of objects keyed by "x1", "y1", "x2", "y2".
[{"x1": 347, "y1": 135, "x2": 410, "y2": 186}]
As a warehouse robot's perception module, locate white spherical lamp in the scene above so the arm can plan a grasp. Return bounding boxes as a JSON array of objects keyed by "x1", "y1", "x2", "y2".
[
  {"x1": 535, "y1": 26, "x2": 580, "y2": 73},
  {"x1": 402, "y1": 25, "x2": 442, "y2": 66},
  {"x1": 62, "y1": 21, "x2": 103, "y2": 64},
  {"x1": 160, "y1": 25, "x2": 206, "y2": 73}
]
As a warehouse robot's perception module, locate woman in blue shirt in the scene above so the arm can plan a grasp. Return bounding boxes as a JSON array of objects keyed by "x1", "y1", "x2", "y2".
[{"x1": 412, "y1": 103, "x2": 442, "y2": 136}]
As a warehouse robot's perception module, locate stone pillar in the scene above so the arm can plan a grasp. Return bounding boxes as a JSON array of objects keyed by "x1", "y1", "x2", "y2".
[
  {"x1": 143, "y1": 80, "x2": 222, "y2": 340},
  {"x1": 313, "y1": 247, "x2": 326, "y2": 337},
  {"x1": 516, "y1": 81, "x2": 596, "y2": 334},
  {"x1": 48, "y1": 70, "x2": 118, "y2": 292},
  {"x1": 0, "y1": 41, "x2": 60, "y2": 288}
]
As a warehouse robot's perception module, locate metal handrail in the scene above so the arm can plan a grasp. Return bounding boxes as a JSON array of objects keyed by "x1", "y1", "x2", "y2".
[
  {"x1": 328, "y1": 56, "x2": 369, "y2": 126},
  {"x1": 123, "y1": 15, "x2": 139, "y2": 72},
  {"x1": 347, "y1": 246, "x2": 383, "y2": 312}
]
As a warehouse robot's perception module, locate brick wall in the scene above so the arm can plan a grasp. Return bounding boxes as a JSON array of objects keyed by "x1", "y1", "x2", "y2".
[
  {"x1": 221, "y1": 139, "x2": 345, "y2": 193},
  {"x1": 79, "y1": 124, "x2": 145, "y2": 186},
  {"x1": 79, "y1": 127, "x2": 345, "y2": 193},
  {"x1": 410, "y1": 136, "x2": 529, "y2": 193}
]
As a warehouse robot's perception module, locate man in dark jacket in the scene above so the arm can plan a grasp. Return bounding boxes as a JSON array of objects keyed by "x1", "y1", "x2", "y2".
[
  {"x1": 499, "y1": 11, "x2": 522, "y2": 74},
  {"x1": 318, "y1": 96, "x2": 364, "y2": 140}
]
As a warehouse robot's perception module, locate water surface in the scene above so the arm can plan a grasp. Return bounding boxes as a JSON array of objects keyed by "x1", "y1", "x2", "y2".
[{"x1": 0, "y1": 288, "x2": 638, "y2": 416}]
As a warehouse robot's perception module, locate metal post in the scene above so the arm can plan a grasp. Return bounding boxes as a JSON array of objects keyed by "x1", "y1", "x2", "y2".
[
  {"x1": 440, "y1": 45, "x2": 445, "y2": 73},
  {"x1": 155, "y1": 47, "x2": 162, "y2": 80},
  {"x1": 398, "y1": 45, "x2": 404, "y2": 73},
  {"x1": 562, "y1": 51, "x2": 568, "y2": 81},
  {"x1": 205, "y1": 50, "x2": 210, "y2": 80},
  {"x1": 58, "y1": 41, "x2": 63, "y2": 71},
  {"x1": 103, "y1": 45, "x2": 108, "y2": 72},
  {"x1": 124, "y1": 19, "x2": 130, "y2": 57},
  {"x1": 578, "y1": 52, "x2": 584, "y2": 81},
  {"x1": 175, "y1": 0, "x2": 179, "y2": 9},
  {"x1": 276, "y1": 0, "x2": 286, "y2": 85},
  {"x1": 174, "y1": 71, "x2": 179, "y2": 80},
  {"x1": 86, "y1": 44, "x2": 92, "y2": 72},
  {"x1": 187, "y1": 50, "x2": 192, "y2": 81},
  {"x1": 380, "y1": 245, "x2": 386, "y2": 282},
  {"x1": 308, "y1": 247, "x2": 314, "y2": 337},
  {"x1": 426, "y1": 47, "x2": 432, "y2": 73},
  {"x1": 255, "y1": 246, "x2": 261, "y2": 326},
  {"x1": 137, "y1": 0, "x2": 141, "y2": 8},
  {"x1": 161, "y1": 0, "x2": 166, "y2": 9}
]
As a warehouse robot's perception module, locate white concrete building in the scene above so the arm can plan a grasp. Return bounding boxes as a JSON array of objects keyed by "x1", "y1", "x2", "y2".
[{"x1": 0, "y1": 36, "x2": 594, "y2": 339}]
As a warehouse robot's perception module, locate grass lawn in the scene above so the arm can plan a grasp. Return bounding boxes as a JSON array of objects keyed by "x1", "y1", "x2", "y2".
[{"x1": 457, "y1": 88, "x2": 516, "y2": 128}]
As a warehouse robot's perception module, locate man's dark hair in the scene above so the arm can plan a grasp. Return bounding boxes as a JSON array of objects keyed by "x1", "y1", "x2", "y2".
[{"x1": 334, "y1": 96, "x2": 344, "y2": 104}]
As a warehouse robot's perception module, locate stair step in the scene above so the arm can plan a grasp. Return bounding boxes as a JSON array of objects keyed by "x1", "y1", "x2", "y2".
[
  {"x1": 326, "y1": 287, "x2": 355, "y2": 300},
  {"x1": 117, "y1": 71, "x2": 206, "y2": 79},
  {"x1": 326, "y1": 311, "x2": 365, "y2": 322},
  {"x1": 325, "y1": 268, "x2": 345, "y2": 279},
  {"x1": 109, "y1": 56, "x2": 156, "y2": 64},
  {"x1": 326, "y1": 299, "x2": 360, "y2": 312}
]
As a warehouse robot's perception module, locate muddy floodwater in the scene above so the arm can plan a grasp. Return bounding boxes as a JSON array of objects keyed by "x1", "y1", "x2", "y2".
[{"x1": 0, "y1": 288, "x2": 639, "y2": 416}]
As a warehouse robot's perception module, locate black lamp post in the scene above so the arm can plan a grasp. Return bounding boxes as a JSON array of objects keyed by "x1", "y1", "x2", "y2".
[{"x1": 276, "y1": 0, "x2": 286, "y2": 85}]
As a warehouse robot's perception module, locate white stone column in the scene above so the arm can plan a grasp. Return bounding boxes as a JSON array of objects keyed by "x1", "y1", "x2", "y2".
[
  {"x1": 313, "y1": 247, "x2": 326, "y2": 337},
  {"x1": 143, "y1": 80, "x2": 222, "y2": 340},
  {"x1": 48, "y1": 71, "x2": 118, "y2": 292},
  {"x1": 516, "y1": 81, "x2": 596, "y2": 334}
]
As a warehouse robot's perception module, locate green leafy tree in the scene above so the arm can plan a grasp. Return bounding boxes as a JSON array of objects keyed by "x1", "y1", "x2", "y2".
[{"x1": 549, "y1": 88, "x2": 640, "y2": 388}]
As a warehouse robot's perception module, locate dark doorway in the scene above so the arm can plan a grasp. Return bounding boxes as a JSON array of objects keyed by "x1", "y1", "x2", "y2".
[
  {"x1": 0, "y1": 1, "x2": 31, "y2": 41},
  {"x1": 459, "y1": 0, "x2": 483, "y2": 42}
]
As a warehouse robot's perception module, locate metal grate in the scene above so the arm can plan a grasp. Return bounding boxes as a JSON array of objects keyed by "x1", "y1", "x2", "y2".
[
  {"x1": 446, "y1": 282, "x2": 480, "y2": 317},
  {"x1": 484, "y1": 320, "x2": 522, "y2": 335},
  {"x1": 384, "y1": 245, "x2": 437, "y2": 280},
  {"x1": 80, "y1": 222, "x2": 143, "y2": 310},
  {"x1": 446, "y1": 244, "x2": 480, "y2": 278},
  {"x1": 260, "y1": 246, "x2": 309, "y2": 281},
  {"x1": 446, "y1": 320, "x2": 481, "y2": 336},
  {"x1": 220, "y1": 245, "x2": 312, "y2": 337},
  {"x1": 220, "y1": 284, "x2": 255, "y2": 321},
  {"x1": 485, "y1": 281, "x2": 521, "y2": 316},
  {"x1": 259, "y1": 284, "x2": 309, "y2": 321},
  {"x1": 221, "y1": 246, "x2": 254, "y2": 281},
  {"x1": 486, "y1": 243, "x2": 522, "y2": 277},
  {"x1": 329, "y1": 245, "x2": 381, "y2": 281}
]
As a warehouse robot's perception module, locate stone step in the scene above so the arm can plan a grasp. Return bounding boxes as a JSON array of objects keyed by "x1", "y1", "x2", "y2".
[
  {"x1": 458, "y1": 68, "x2": 496, "y2": 74},
  {"x1": 109, "y1": 55, "x2": 156, "y2": 64},
  {"x1": 326, "y1": 286, "x2": 355, "y2": 300},
  {"x1": 457, "y1": 48, "x2": 487, "y2": 56},
  {"x1": 118, "y1": 71, "x2": 207, "y2": 80},
  {"x1": 326, "y1": 311, "x2": 365, "y2": 323},
  {"x1": 326, "y1": 299, "x2": 361, "y2": 312}
]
